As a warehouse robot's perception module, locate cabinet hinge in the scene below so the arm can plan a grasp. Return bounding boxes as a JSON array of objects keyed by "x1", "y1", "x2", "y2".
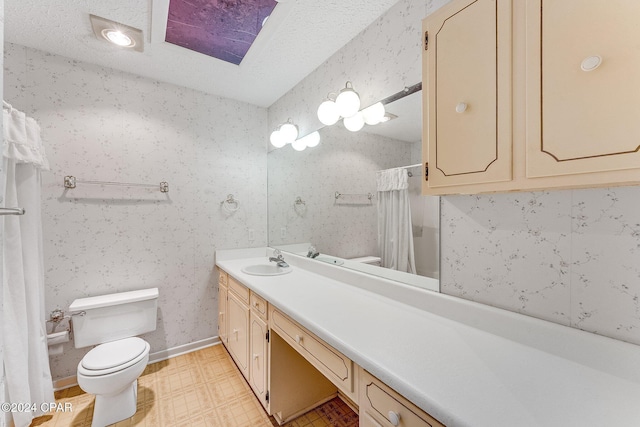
[
  {"x1": 424, "y1": 31, "x2": 429, "y2": 50},
  {"x1": 425, "y1": 162, "x2": 429, "y2": 181},
  {"x1": 266, "y1": 391, "x2": 269, "y2": 403},
  {"x1": 266, "y1": 330, "x2": 270, "y2": 342}
]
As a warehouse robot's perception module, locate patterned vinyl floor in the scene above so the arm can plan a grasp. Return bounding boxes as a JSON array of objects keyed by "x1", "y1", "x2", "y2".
[{"x1": 29, "y1": 344, "x2": 358, "y2": 427}]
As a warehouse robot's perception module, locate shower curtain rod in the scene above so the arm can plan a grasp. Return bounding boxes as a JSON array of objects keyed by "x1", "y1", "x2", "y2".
[{"x1": 379, "y1": 163, "x2": 422, "y2": 172}]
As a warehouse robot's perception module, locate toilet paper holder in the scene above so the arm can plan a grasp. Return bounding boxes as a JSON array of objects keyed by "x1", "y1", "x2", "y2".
[
  {"x1": 47, "y1": 308, "x2": 72, "y2": 337},
  {"x1": 46, "y1": 309, "x2": 73, "y2": 354}
]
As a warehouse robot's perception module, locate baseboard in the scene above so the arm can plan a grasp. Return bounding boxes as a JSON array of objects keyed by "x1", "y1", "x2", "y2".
[
  {"x1": 148, "y1": 336, "x2": 220, "y2": 364},
  {"x1": 52, "y1": 336, "x2": 221, "y2": 391}
]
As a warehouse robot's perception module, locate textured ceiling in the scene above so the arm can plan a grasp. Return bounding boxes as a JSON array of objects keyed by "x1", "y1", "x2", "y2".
[{"x1": 5, "y1": 0, "x2": 399, "y2": 107}]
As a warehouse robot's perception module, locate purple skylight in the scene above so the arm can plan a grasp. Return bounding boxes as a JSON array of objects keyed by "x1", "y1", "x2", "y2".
[{"x1": 166, "y1": 0, "x2": 278, "y2": 65}]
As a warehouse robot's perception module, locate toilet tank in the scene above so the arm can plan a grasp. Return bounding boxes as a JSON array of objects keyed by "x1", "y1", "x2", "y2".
[{"x1": 70, "y1": 288, "x2": 159, "y2": 348}]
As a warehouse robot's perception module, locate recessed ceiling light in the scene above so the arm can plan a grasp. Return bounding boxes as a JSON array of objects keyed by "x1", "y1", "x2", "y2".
[
  {"x1": 102, "y1": 29, "x2": 134, "y2": 47},
  {"x1": 90, "y1": 14, "x2": 144, "y2": 52}
]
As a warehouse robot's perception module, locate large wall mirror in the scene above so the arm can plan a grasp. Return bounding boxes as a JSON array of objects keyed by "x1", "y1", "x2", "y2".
[{"x1": 267, "y1": 87, "x2": 440, "y2": 292}]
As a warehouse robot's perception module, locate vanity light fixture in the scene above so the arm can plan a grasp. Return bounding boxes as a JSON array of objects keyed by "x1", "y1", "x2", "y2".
[
  {"x1": 270, "y1": 118, "x2": 300, "y2": 148},
  {"x1": 335, "y1": 81, "x2": 361, "y2": 118},
  {"x1": 90, "y1": 14, "x2": 144, "y2": 52}
]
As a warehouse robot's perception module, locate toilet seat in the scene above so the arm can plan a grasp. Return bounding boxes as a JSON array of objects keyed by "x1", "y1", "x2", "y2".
[{"x1": 79, "y1": 337, "x2": 149, "y2": 376}]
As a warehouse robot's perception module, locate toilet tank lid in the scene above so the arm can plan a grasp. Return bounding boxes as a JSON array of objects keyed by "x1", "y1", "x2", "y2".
[{"x1": 70, "y1": 288, "x2": 158, "y2": 312}]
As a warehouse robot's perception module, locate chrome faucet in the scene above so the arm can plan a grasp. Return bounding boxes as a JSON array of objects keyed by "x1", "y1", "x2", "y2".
[
  {"x1": 307, "y1": 245, "x2": 320, "y2": 259},
  {"x1": 269, "y1": 250, "x2": 289, "y2": 268}
]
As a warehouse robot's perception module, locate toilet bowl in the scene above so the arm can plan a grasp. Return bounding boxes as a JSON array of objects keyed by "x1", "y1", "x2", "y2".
[
  {"x1": 70, "y1": 288, "x2": 158, "y2": 427},
  {"x1": 77, "y1": 337, "x2": 150, "y2": 427}
]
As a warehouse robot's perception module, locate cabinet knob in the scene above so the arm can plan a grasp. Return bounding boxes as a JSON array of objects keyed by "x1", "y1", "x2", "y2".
[
  {"x1": 455, "y1": 102, "x2": 467, "y2": 113},
  {"x1": 253, "y1": 301, "x2": 259, "y2": 308},
  {"x1": 295, "y1": 334, "x2": 303, "y2": 345},
  {"x1": 253, "y1": 353, "x2": 259, "y2": 361},
  {"x1": 388, "y1": 411, "x2": 401, "y2": 426},
  {"x1": 581, "y1": 55, "x2": 602, "y2": 72}
]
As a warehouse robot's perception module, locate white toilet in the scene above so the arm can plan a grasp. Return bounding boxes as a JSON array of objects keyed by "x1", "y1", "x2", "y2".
[{"x1": 70, "y1": 288, "x2": 158, "y2": 427}]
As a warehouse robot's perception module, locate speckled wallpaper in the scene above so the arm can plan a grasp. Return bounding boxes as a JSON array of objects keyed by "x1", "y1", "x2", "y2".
[
  {"x1": 441, "y1": 187, "x2": 640, "y2": 346},
  {"x1": 4, "y1": 43, "x2": 268, "y2": 380}
]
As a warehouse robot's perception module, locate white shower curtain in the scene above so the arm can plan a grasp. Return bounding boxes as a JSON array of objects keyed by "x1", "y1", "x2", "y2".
[
  {"x1": 2, "y1": 102, "x2": 54, "y2": 427},
  {"x1": 376, "y1": 168, "x2": 416, "y2": 274}
]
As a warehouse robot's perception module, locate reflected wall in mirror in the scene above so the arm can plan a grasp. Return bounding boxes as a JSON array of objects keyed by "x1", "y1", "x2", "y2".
[{"x1": 267, "y1": 89, "x2": 440, "y2": 291}]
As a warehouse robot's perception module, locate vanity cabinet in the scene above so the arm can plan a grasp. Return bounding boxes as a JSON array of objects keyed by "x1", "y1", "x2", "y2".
[
  {"x1": 270, "y1": 306, "x2": 358, "y2": 404},
  {"x1": 227, "y1": 277, "x2": 250, "y2": 379},
  {"x1": 218, "y1": 270, "x2": 228, "y2": 345},
  {"x1": 359, "y1": 369, "x2": 444, "y2": 427},
  {"x1": 422, "y1": 0, "x2": 640, "y2": 195},
  {"x1": 524, "y1": 0, "x2": 640, "y2": 179},
  {"x1": 249, "y1": 293, "x2": 269, "y2": 409},
  {"x1": 422, "y1": 0, "x2": 512, "y2": 190},
  {"x1": 216, "y1": 268, "x2": 444, "y2": 426}
]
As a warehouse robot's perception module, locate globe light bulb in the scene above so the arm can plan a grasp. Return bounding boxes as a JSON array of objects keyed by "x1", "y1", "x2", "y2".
[
  {"x1": 317, "y1": 100, "x2": 340, "y2": 126},
  {"x1": 279, "y1": 122, "x2": 298, "y2": 144},
  {"x1": 270, "y1": 130, "x2": 286, "y2": 148},
  {"x1": 335, "y1": 82, "x2": 360, "y2": 118},
  {"x1": 301, "y1": 131, "x2": 320, "y2": 148},
  {"x1": 362, "y1": 102, "x2": 386, "y2": 125},
  {"x1": 292, "y1": 139, "x2": 307, "y2": 151},
  {"x1": 343, "y1": 112, "x2": 365, "y2": 132}
]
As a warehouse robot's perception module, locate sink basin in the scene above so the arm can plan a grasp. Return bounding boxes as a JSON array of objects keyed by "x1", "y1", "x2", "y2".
[{"x1": 241, "y1": 264, "x2": 292, "y2": 276}]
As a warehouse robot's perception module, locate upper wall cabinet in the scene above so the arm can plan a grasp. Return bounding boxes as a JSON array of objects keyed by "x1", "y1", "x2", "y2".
[
  {"x1": 423, "y1": 0, "x2": 512, "y2": 191},
  {"x1": 525, "y1": 0, "x2": 640, "y2": 178},
  {"x1": 423, "y1": 0, "x2": 640, "y2": 195}
]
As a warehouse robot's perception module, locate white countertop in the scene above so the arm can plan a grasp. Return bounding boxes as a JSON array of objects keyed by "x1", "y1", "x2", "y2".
[{"x1": 216, "y1": 248, "x2": 640, "y2": 427}]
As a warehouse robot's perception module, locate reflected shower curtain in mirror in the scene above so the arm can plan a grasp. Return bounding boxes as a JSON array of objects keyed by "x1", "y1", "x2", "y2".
[
  {"x1": 2, "y1": 102, "x2": 53, "y2": 427},
  {"x1": 376, "y1": 168, "x2": 416, "y2": 274}
]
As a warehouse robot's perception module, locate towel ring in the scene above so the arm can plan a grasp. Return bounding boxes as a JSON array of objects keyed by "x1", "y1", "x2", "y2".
[
  {"x1": 294, "y1": 197, "x2": 307, "y2": 215},
  {"x1": 222, "y1": 194, "x2": 240, "y2": 213}
]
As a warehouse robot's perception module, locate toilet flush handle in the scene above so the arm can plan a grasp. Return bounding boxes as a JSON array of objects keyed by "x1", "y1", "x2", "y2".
[{"x1": 71, "y1": 311, "x2": 86, "y2": 317}]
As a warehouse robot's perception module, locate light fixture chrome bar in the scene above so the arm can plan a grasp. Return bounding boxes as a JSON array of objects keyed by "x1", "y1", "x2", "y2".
[
  {"x1": 378, "y1": 82, "x2": 422, "y2": 106},
  {"x1": 64, "y1": 176, "x2": 169, "y2": 193},
  {"x1": 0, "y1": 207, "x2": 25, "y2": 215}
]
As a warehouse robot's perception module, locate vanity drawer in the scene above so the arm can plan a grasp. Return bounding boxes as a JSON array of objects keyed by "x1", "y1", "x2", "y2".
[
  {"x1": 228, "y1": 276, "x2": 249, "y2": 304},
  {"x1": 270, "y1": 307, "x2": 355, "y2": 399},
  {"x1": 250, "y1": 292, "x2": 268, "y2": 320},
  {"x1": 360, "y1": 369, "x2": 444, "y2": 427},
  {"x1": 219, "y1": 269, "x2": 228, "y2": 287}
]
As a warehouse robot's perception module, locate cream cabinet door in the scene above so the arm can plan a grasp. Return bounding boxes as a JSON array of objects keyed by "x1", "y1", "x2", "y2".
[
  {"x1": 423, "y1": 0, "x2": 512, "y2": 191},
  {"x1": 360, "y1": 411, "x2": 384, "y2": 427},
  {"x1": 227, "y1": 291, "x2": 249, "y2": 379},
  {"x1": 218, "y1": 284, "x2": 228, "y2": 345},
  {"x1": 249, "y1": 312, "x2": 269, "y2": 409},
  {"x1": 526, "y1": 0, "x2": 640, "y2": 178}
]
